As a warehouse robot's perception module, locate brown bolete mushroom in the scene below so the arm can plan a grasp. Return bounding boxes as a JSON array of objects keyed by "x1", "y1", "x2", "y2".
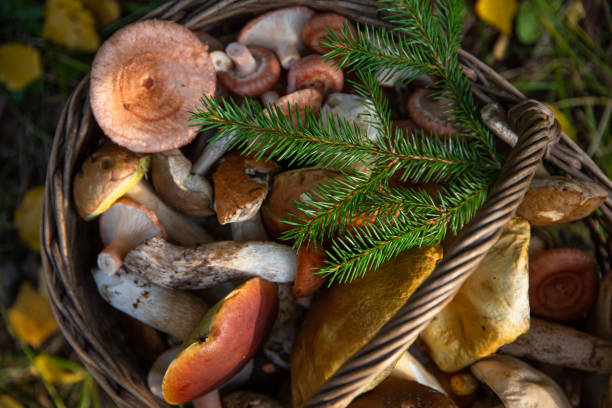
[
  {"x1": 471, "y1": 355, "x2": 572, "y2": 408},
  {"x1": 301, "y1": 12, "x2": 356, "y2": 54},
  {"x1": 93, "y1": 268, "x2": 208, "y2": 340},
  {"x1": 237, "y1": 7, "x2": 315, "y2": 69},
  {"x1": 218, "y1": 43, "x2": 281, "y2": 97},
  {"x1": 529, "y1": 247, "x2": 598, "y2": 323},
  {"x1": 162, "y1": 277, "x2": 278, "y2": 404},
  {"x1": 287, "y1": 54, "x2": 343, "y2": 97},
  {"x1": 408, "y1": 88, "x2": 458, "y2": 136},
  {"x1": 292, "y1": 243, "x2": 327, "y2": 298},
  {"x1": 123, "y1": 236, "x2": 297, "y2": 290},
  {"x1": 517, "y1": 176, "x2": 608, "y2": 225},
  {"x1": 90, "y1": 20, "x2": 216, "y2": 153},
  {"x1": 347, "y1": 377, "x2": 458, "y2": 408},
  {"x1": 73, "y1": 143, "x2": 212, "y2": 245},
  {"x1": 98, "y1": 198, "x2": 167, "y2": 275}
]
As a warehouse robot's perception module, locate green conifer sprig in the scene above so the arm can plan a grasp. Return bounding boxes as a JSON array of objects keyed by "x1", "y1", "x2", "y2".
[{"x1": 190, "y1": 0, "x2": 501, "y2": 283}]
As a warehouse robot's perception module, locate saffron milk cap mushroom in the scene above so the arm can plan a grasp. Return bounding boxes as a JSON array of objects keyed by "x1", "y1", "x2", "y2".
[
  {"x1": 408, "y1": 88, "x2": 458, "y2": 136},
  {"x1": 218, "y1": 43, "x2": 280, "y2": 96},
  {"x1": 90, "y1": 20, "x2": 216, "y2": 152},
  {"x1": 271, "y1": 88, "x2": 323, "y2": 124},
  {"x1": 98, "y1": 198, "x2": 167, "y2": 275},
  {"x1": 237, "y1": 7, "x2": 315, "y2": 69},
  {"x1": 301, "y1": 13, "x2": 356, "y2": 54},
  {"x1": 287, "y1": 54, "x2": 343, "y2": 97},
  {"x1": 162, "y1": 277, "x2": 278, "y2": 404}
]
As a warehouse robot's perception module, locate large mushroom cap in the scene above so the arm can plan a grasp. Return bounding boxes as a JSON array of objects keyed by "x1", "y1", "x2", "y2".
[{"x1": 90, "y1": 20, "x2": 216, "y2": 153}]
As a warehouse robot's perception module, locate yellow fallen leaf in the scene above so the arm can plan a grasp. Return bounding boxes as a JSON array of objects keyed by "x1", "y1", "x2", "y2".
[
  {"x1": 0, "y1": 395, "x2": 25, "y2": 408},
  {"x1": 476, "y1": 0, "x2": 518, "y2": 36},
  {"x1": 30, "y1": 354, "x2": 85, "y2": 385},
  {"x1": 14, "y1": 185, "x2": 45, "y2": 252},
  {"x1": 545, "y1": 103, "x2": 577, "y2": 141},
  {"x1": 83, "y1": 0, "x2": 121, "y2": 27},
  {"x1": 42, "y1": 0, "x2": 100, "y2": 52},
  {"x1": 0, "y1": 43, "x2": 42, "y2": 91},
  {"x1": 8, "y1": 282, "x2": 59, "y2": 348}
]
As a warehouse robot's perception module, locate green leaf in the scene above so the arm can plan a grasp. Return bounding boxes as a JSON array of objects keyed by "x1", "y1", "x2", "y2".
[{"x1": 516, "y1": 1, "x2": 542, "y2": 45}]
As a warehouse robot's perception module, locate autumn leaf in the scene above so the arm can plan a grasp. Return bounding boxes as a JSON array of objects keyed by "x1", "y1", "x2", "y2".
[
  {"x1": 0, "y1": 395, "x2": 24, "y2": 408},
  {"x1": 83, "y1": 0, "x2": 121, "y2": 27},
  {"x1": 14, "y1": 185, "x2": 45, "y2": 252},
  {"x1": 476, "y1": 0, "x2": 518, "y2": 36},
  {"x1": 42, "y1": 0, "x2": 100, "y2": 52},
  {"x1": 0, "y1": 43, "x2": 42, "y2": 91},
  {"x1": 8, "y1": 282, "x2": 59, "y2": 348},
  {"x1": 545, "y1": 103, "x2": 577, "y2": 141},
  {"x1": 30, "y1": 354, "x2": 86, "y2": 385}
]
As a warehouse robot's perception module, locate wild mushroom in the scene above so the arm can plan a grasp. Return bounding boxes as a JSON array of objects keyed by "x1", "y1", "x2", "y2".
[
  {"x1": 449, "y1": 372, "x2": 479, "y2": 397},
  {"x1": 517, "y1": 176, "x2": 608, "y2": 225},
  {"x1": 192, "y1": 131, "x2": 237, "y2": 177},
  {"x1": 301, "y1": 12, "x2": 356, "y2": 54},
  {"x1": 210, "y1": 50, "x2": 233, "y2": 73},
  {"x1": 93, "y1": 268, "x2": 208, "y2": 340},
  {"x1": 73, "y1": 143, "x2": 212, "y2": 245},
  {"x1": 218, "y1": 42, "x2": 281, "y2": 96},
  {"x1": 123, "y1": 236, "x2": 297, "y2": 289},
  {"x1": 292, "y1": 243, "x2": 327, "y2": 298},
  {"x1": 529, "y1": 247, "x2": 598, "y2": 323},
  {"x1": 162, "y1": 277, "x2": 278, "y2": 404},
  {"x1": 237, "y1": 7, "x2": 315, "y2": 69},
  {"x1": 231, "y1": 212, "x2": 269, "y2": 242},
  {"x1": 470, "y1": 355, "x2": 572, "y2": 408},
  {"x1": 291, "y1": 245, "x2": 443, "y2": 407},
  {"x1": 408, "y1": 88, "x2": 458, "y2": 136},
  {"x1": 391, "y1": 351, "x2": 446, "y2": 394},
  {"x1": 347, "y1": 377, "x2": 458, "y2": 408},
  {"x1": 270, "y1": 88, "x2": 323, "y2": 124},
  {"x1": 321, "y1": 93, "x2": 380, "y2": 143},
  {"x1": 151, "y1": 149, "x2": 214, "y2": 217},
  {"x1": 97, "y1": 198, "x2": 167, "y2": 275},
  {"x1": 90, "y1": 20, "x2": 216, "y2": 153},
  {"x1": 287, "y1": 54, "x2": 343, "y2": 97},
  {"x1": 501, "y1": 317, "x2": 612, "y2": 373},
  {"x1": 421, "y1": 217, "x2": 530, "y2": 372}
]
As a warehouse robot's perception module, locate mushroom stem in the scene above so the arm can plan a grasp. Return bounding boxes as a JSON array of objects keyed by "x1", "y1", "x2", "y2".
[
  {"x1": 192, "y1": 132, "x2": 236, "y2": 176},
  {"x1": 210, "y1": 51, "x2": 232, "y2": 73},
  {"x1": 124, "y1": 236, "x2": 297, "y2": 289},
  {"x1": 261, "y1": 90, "x2": 280, "y2": 104},
  {"x1": 231, "y1": 212, "x2": 269, "y2": 242},
  {"x1": 125, "y1": 181, "x2": 212, "y2": 245},
  {"x1": 192, "y1": 390, "x2": 222, "y2": 408},
  {"x1": 501, "y1": 317, "x2": 612, "y2": 373},
  {"x1": 98, "y1": 235, "x2": 132, "y2": 275},
  {"x1": 275, "y1": 42, "x2": 300, "y2": 69},
  {"x1": 225, "y1": 42, "x2": 256, "y2": 76}
]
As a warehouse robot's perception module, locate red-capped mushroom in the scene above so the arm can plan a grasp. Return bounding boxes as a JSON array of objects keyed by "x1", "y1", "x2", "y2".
[
  {"x1": 293, "y1": 243, "x2": 327, "y2": 298},
  {"x1": 237, "y1": 7, "x2": 315, "y2": 69},
  {"x1": 408, "y1": 88, "x2": 458, "y2": 136},
  {"x1": 529, "y1": 248, "x2": 599, "y2": 323},
  {"x1": 90, "y1": 20, "x2": 216, "y2": 153},
  {"x1": 218, "y1": 43, "x2": 280, "y2": 96},
  {"x1": 287, "y1": 54, "x2": 343, "y2": 97},
  {"x1": 98, "y1": 198, "x2": 167, "y2": 275},
  {"x1": 162, "y1": 277, "x2": 278, "y2": 404},
  {"x1": 271, "y1": 88, "x2": 323, "y2": 124},
  {"x1": 301, "y1": 12, "x2": 356, "y2": 54}
]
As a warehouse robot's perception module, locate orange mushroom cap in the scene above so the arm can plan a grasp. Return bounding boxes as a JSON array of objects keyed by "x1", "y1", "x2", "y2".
[
  {"x1": 90, "y1": 20, "x2": 216, "y2": 153},
  {"x1": 287, "y1": 54, "x2": 343, "y2": 97},
  {"x1": 218, "y1": 44, "x2": 280, "y2": 97},
  {"x1": 408, "y1": 88, "x2": 458, "y2": 136},
  {"x1": 301, "y1": 13, "x2": 356, "y2": 54}
]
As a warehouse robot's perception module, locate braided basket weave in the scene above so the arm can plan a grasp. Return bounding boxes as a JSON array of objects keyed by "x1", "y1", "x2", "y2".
[{"x1": 42, "y1": 0, "x2": 612, "y2": 407}]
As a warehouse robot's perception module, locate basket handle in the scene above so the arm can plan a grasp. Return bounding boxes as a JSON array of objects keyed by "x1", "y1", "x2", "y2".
[{"x1": 303, "y1": 100, "x2": 561, "y2": 408}]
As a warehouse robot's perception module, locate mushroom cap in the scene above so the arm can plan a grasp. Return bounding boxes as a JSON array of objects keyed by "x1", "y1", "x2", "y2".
[
  {"x1": 162, "y1": 277, "x2": 278, "y2": 404},
  {"x1": 99, "y1": 198, "x2": 166, "y2": 246},
  {"x1": 292, "y1": 243, "x2": 327, "y2": 297},
  {"x1": 271, "y1": 88, "x2": 323, "y2": 124},
  {"x1": 408, "y1": 88, "x2": 458, "y2": 136},
  {"x1": 152, "y1": 149, "x2": 214, "y2": 217},
  {"x1": 347, "y1": 377, "x2": 458, "y2": 408},
  {"x1": 237, "y1": 7, "x2": 315, "y2": 69},
  {"x1": 73, "y1": 143, "x2": 150, "y2": 220},
  {"x1": 287, "y1": 54, "x2": 344, "y2": 97},
  {"x1": 90, "y1": 20, "x2": 216, "y2": 153},
  {"x1": 218, "y1": 45, "x2": 280, "y2": 96},
  {"x1": 301, "y1": 12, "x2": 356, "y2": 54},
  {"x1": 529, "y1": 247, "x2": 598, "y2": 323}
]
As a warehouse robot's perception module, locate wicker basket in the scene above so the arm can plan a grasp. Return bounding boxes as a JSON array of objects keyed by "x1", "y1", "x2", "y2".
[{"x1": 42, "y1": 1, "x2": 612, "y2": 407}]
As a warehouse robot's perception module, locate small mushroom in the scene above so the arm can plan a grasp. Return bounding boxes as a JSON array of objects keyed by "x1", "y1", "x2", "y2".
[
  {"x1": 218, "y1": 43, "x2": 281, "y2": 96},
  {"x1": 237, "y1": 7, "x2": 315, "y2": 69},
  {"x1": 73, "y1": 143, "x2": 212, "y2": 245},
  {"x1": 292, "y1": 243, "x2": 327, "y2": 298},
  {"x1": 123, "y1": 236, "x2": 297, "y2": 290},
  {"x1": 470, "y1": 355, "x2": 572, "y2": 408},
  {"x1": 529, "y1": 248, "x2": 599, "y2": 323},
  {"x1": 93, "y1": 268, "x2": 208, "y2": 340},
  {"x1": 151, "y1": 149, "x2": 214, "y2": 217},
  {"x1": 408, "y1": 88, "x2": 458, "y2": 136},
  {"x1": 517, "y1": 176, "x2": 608, "y2": 225},
  {"x1": 449, "y1": 372, "x2": 478, "y2": 397},
  {"x1": 210, "y1": 51, "x2": 233, "y2": 73},
  {"x1": 501, "y1": 317, "x2": 612, "y2": 373},
  {"x1": 301, "y1": 12, "x2": 356, "y2": 54},
  {"x1": 162, "y1": 277, "x2": 278, "y2": 404},
  {"x1": 347, "y1": 377, "x2": 458, "y2": 408},
  {"x1": 287, "y1": 54, "x2": 343, "y2": 97},
  {"x1": 98, "y1": 198, "x2": 167, "y2": 275},
  {"x1": 222, "y1": 391, "x2": 284, "y2": 408},
  {"x1": 90, "y1": 20, "x2": 216, "y2": 153}
]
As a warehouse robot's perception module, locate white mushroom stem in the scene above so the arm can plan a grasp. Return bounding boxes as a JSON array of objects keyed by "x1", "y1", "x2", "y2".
[
  {"x1": 391, "y1": 351, "x2": 446, "y2": 395},
  {"x1": 226, "y1": 42, "x2": 256, "y2": 76},
  {"x1": 125, "y1": 181, "x2": 212, "y2": 245},
  {"x1": 501, "y1": 317, "x2": 612, "y2": 373},
  {"x1": 210, "y1": 51, "x2": 233, "y2": 73},
  {"x1": 192, "y1": 131, "x2": 237, "y2": 176},
  {"x1": 192, "y1": 390, "x2": 222, "y2": 408},
  {"x1": 275, "y1": 42, "x2": 301, "y2": 69},
  {"x1": 471, "y1": 355, "x2": 572, "y2": 408},
  {"x1": 231, "y1": 212, "x2": 269, "y2": 242},
  {"x1": 124, "y1": 236, "x2": 297, "y2": 290},
  {"x1": 93, "y1": 268, "x2": 208, "y2": 340}
]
